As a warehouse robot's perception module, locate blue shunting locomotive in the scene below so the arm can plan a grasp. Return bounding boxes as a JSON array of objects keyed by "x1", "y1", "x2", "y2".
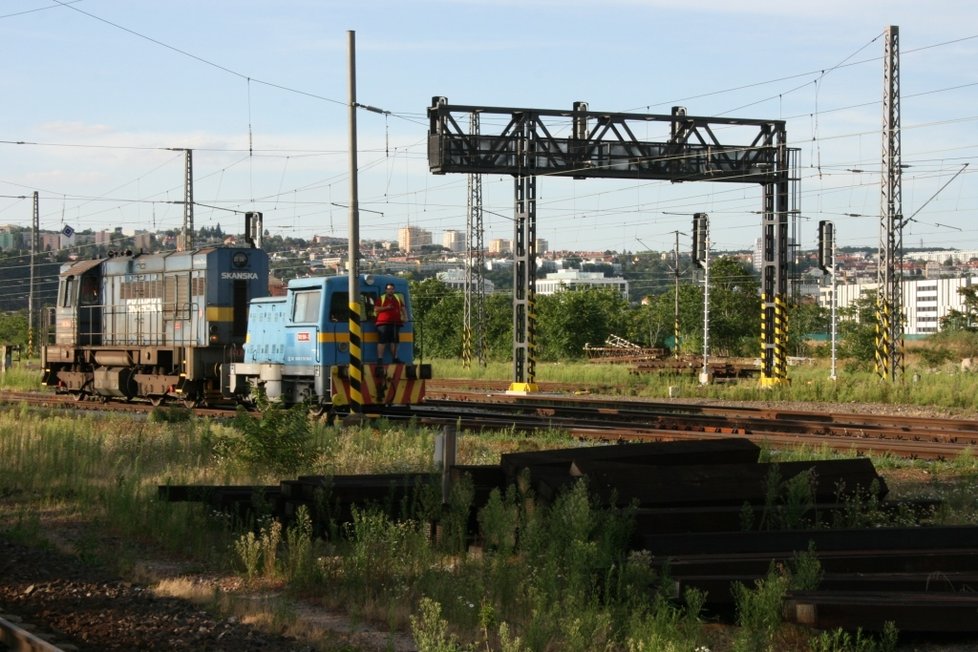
[{"x1": 225, "y1": 273, "x2": 432, "y2": 414}]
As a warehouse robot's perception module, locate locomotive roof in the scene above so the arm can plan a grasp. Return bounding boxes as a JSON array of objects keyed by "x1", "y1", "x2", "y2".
[
  {"x1": 58, "y1": 245, "x2": 262, "y2": 277},
  {"x1": 59, "y1": 258, "x2": 105, "y2": 277}
]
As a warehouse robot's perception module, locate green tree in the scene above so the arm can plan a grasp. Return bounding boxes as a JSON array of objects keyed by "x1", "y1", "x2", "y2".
[
  {"x1": 535, "y1": 286, "x2": 631, "y2": 360},
  {"x1": 0, "y1": 311, "x2": 29, "y2": 347},
  {"x1": 630, "y1": 284, "x2": 702, "y2": 353},
  {"x1": 483, "y1": 292, "x2": 515, "y2": 360},
  {"x1": 941, "y1": 286, "x2": 978, "y2": 332},
  {"x1": 837, "y1": 290, "x2": 878, "y2": 364},
  {"x1": 622, "y1": 250, "x2": 681, "y2": 303},
  {"x1": 787, "y1": 300, "x2": 828, "y2": 357},
  {"x1": 409, "y1": 279, "x2": 515, "y2": 362},
  {"x1": 410, "y1": 278, "x2": 463, "y2": 359},
  {"x1": 704, "y1": 257, "x2": 760, "y2": 356}
]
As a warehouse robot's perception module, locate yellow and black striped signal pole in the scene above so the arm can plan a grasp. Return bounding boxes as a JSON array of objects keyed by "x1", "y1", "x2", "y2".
[
  {"x1": 347, "y1": 30, "x2": 362, "y2": 413},
  {"x1": 348, "y1": 292, "x2": 363, "y2": 412}
]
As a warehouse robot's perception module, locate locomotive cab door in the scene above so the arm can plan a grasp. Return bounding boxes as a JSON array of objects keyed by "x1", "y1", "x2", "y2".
[
  {"x1": 325, "y1": 290, "x2": 350, "y2": 366},
  {"x1": 75, "y1": 272, "x2": 103, "y2": 346},
  {"x1": 324, "y1": 289, "x2": 376, "y2": 365}
]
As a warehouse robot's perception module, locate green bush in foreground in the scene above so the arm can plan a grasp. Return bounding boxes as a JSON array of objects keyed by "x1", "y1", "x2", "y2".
[{"x1": 219, "y1": 399, "x2": 319, "y2": 476}]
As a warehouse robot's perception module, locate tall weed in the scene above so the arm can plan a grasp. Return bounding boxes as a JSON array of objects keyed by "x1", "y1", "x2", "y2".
[
  {"x1": 284, "y1": 506, "x2": 317, "y2": 588},
  {"x1": 809, "y1": 622, "x2": 898, "y2": 652},
  {"x1": 732, "y1": 564, "x2": 790, "y2": 652}
]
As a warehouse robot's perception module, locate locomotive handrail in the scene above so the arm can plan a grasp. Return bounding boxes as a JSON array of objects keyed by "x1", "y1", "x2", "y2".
[{"x1": 71, "y1": 302, "x2": 206, "y2": 347}]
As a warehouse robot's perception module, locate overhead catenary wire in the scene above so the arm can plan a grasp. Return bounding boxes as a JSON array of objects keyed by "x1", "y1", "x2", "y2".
[{"x1": 3, "y1": 3, "x2": 975, "y2": 253}]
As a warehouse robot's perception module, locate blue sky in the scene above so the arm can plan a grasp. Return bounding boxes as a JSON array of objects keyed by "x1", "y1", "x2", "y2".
[{"x1": 1, "y1": 0, "x2": 976, "y2": 255}]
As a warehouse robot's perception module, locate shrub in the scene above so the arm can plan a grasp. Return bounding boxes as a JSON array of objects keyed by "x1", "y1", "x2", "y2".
[{"x1": 220, "y1": 399, "x2": 316, "y2": 476}]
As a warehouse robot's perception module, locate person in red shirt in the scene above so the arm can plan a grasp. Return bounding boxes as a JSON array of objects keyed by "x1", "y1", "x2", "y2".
[{"x1": 375, "y1": 283, "x2": 404, "y2": 364}]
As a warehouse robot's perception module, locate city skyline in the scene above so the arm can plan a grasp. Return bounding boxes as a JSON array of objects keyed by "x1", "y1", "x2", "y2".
[{"x1": 1, "y1": 1, "x2": 975, "y2": 257}]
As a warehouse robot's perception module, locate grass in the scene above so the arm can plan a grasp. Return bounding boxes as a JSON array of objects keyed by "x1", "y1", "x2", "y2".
[
  {"x1": 1, "y1": 357, "x2": 977, "y2": 650},
  {"x1": 0, "y1": 363, "x2": 44, "y2": 391},
  {"x1": 431, "y1": 356, "x2": 978, "y2": 414}
]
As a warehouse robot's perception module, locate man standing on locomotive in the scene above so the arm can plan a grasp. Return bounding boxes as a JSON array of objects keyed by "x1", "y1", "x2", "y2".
[{"x1": 375, "y1": 282, "x2": 404, "y2": 364}]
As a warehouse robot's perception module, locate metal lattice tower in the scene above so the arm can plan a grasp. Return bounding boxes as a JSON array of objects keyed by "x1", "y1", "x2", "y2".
[
  {"x1": 512, "y1": 120, "x2": 538, "y2": 390},
  {"x1": 181, "y1": 149, "x2": 194, "y2": 251},
  {"x1": 875, "y1": 25, "x2": 904, "y2": 381},
  {"x1": 463, "y1": 113, "x2": 487, "y2": 368},
  {"x1": 28, "y1": 191, "x2": 38, "y2": 358},
  {"x1": 759, "y1": 132, "x2": 794, "y2": 386}
]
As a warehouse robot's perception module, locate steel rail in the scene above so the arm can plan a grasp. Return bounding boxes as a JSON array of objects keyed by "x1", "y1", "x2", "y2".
[
  {"x1": 0, "y1": 612, "x2": 68, "y2": 652},
  {"x1": 413, "y1": 399, "x2": 977, "y2": 459}
]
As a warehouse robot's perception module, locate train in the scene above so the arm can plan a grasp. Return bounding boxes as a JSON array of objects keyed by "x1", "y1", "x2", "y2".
[
  {"x1": 41, "y1": 214, "x2": 431, "y2": 414},
  {"x1": 225, "y1": 272, "x2": 431, "y2": 414}
]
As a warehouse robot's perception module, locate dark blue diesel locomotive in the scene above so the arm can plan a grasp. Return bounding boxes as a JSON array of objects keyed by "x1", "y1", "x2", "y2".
[
  {"x1": 225, "y1": 273, "x2": 432, "y2": 415},
  {"x1": 42, "y1": 235, "x2": 269, "y2": 406}
]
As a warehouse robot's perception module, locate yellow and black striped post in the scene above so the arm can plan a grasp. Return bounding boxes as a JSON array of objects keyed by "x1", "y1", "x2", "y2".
[
  {"x1": 759, "y1": 291, "x2": 769, "y2": 379},
  {"x1": 774, "y1": 294, "x2": 788, "y2": 380},
  {"x1": 674, "y1": 315, "x2": 680, "y2": 358},
  {"x1": 526, "y1": 290, "x2": 537, "y2": 385},
  {"x1": 348, "y1": 299, "x2": 363, "y2": 412},
  {"x1": 875, "y1": 296, "x2": 891, "y2": 380},
  {"x1": 462, "y1": 325, "x2": 471, "y2": 369}
]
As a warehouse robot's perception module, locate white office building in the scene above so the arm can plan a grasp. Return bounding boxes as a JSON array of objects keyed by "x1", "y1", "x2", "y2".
[
  {"x1": 819, "y1": 275, "x2": 976, "y2": 335},
  {"x1": 536, "y1": 268, "x2": 629, "y2": 298},
  {"x1": 435, "y1": 268, "x2": 496, "y2": 293}
]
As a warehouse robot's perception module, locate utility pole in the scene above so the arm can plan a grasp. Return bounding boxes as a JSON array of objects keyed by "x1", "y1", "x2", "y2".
[
  {"x1": 29, "y1": 192, "x2": 38, "y2": 358},
  {"x1": 693, "y1": 213, "x2": 710, "y2": 384},
  {"x1": 876, "y1": 25, "x2": 903, "y2": 381},
  {"x1": 178, "y1": 149, "x2": 193, "y2": 251},
  {"x1": 673, "y1": 231, "x2": 682, "y2": 359},
  {"x1": 346, "y1": 29, "x2": 363, "y2": 413},
  {"x1": 819, "y1": 220, "x2": 837, "y2": 380},
  {"x1": 463, "y1": 112, "x2": 486, "y2": 368}
]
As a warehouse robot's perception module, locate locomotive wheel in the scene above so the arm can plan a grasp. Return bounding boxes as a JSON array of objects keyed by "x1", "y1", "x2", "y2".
[
  {"x1": 182, "y1": 397, "x2": 199, "y2": 409},
  {"x1": 307, "y1": 401, "x2": 327, "y2": 417},
  {"x1": 149, "y1": 396, "x2": 165, "y2": 407},
  {"x1": 72, "y1": 392, "x2": 86, "y2": 402}
]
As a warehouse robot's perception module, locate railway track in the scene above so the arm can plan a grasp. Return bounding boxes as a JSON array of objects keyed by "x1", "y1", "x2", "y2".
[
  {"x1": 5, "y1": 385, "x2": 978, "y2": 459},
  {"x1": 416, "y1": 391, "x2": 978, "y2": 460},
  {"x1": 0, "y1": 389, "x2": 237, "y2": 419},
  {"x1": 0, "y1": 612, "x2": 69, "y2": 652}
]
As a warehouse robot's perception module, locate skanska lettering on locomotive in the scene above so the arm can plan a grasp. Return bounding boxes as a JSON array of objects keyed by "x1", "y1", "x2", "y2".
[
  {"x1": 41, "y1": 236, "x2": 270, "y2": 407},
  {"x1": 41, "y1": 214, "x2": 431, "y2": 413}
]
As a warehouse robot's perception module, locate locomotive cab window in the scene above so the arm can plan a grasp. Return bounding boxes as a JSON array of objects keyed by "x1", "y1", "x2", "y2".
[
  {"x1": 292, "y1": 289, "x2": 321, "y2": 324},
  {"x1": 329, "y1": 292, "x2": 349, "y2": 322},
  {"x1": 363, "y1": 292, "x2": 378, "y2": 319},
  {"x1": 62, "y1": 276, "x2": 76, "y2": 307},
  {"x1": 327, "y1": 291, "x2": 380, "y2": 322},
  {"x1": 80, "y1": 276, "x2": 99, "y2": 304}
]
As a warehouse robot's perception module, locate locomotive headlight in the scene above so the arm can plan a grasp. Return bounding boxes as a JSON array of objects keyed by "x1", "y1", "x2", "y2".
[
  {"x1": 209, "y1": 325, "x2": 218, "y2": 343},
  {"x1": 338, "y1": 342, "x2": 349, "y2": 353},
  {"x1": 363, "y1": 274, "x2": 375, "y2": 286}
]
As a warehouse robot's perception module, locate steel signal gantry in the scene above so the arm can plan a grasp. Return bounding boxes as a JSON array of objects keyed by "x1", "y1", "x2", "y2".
[{"x1": 427, "y1": 98, "x2": 798, "y2": 388}]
